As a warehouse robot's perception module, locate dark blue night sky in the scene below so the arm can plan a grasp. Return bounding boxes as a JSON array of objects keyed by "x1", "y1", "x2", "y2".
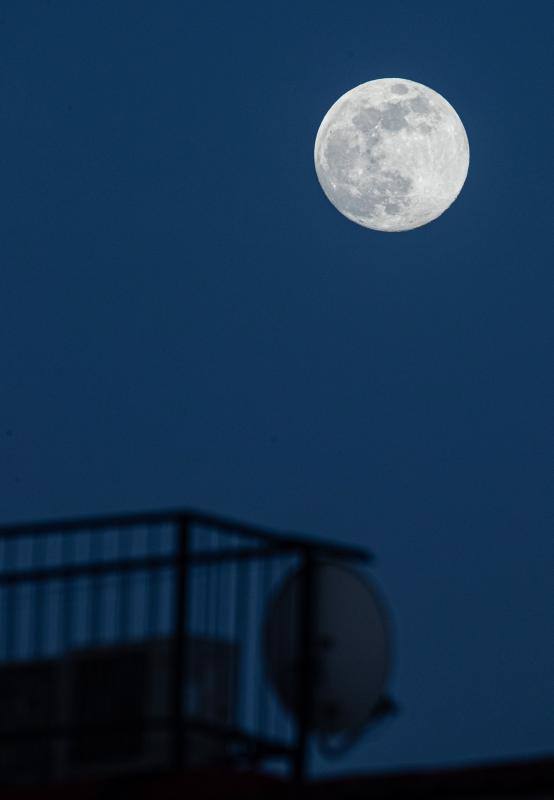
[{"x1": 1, "y1": 0, "x2": 552, "y2": 776}]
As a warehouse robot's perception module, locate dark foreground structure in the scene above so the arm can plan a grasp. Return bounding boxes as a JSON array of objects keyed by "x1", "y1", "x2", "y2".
[
  {"x1": 0, "y1": 507, "x2": 370, "y2": 789},
  {"x1": 0, "y1": 509, "x2": 551, "y2": 798}
]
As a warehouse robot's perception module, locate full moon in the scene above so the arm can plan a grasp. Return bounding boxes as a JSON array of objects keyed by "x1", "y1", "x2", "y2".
[{"x1": 314, "y1": 78, "x2": 469, "y2": 232}]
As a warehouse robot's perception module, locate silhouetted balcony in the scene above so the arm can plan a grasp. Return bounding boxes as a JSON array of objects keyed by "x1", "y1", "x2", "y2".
[{"x1": 0, "y1": 508, "x2": 370, "y2": 789}]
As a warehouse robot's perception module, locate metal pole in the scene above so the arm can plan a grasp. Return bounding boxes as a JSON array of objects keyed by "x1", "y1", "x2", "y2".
[
  {"x1": 171, "y1": 517, "x2": 189, "y2": 770},
  {"x1": 293, "y1": 549, "x2": 316, "y2": 786}
]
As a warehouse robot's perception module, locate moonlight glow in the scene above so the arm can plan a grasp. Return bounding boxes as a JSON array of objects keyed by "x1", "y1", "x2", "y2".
[{"x1": 314, "y1": 78, "x2": 469, "y2": 232}]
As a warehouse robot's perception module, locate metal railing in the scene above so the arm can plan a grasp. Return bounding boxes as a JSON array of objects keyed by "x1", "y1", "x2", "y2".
[{"x1": 0, "y1": 508, "x2": 370, "y2": 787}]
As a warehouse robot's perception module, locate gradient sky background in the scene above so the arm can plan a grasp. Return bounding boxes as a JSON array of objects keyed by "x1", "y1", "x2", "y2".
[{"x1": 1, "y1": 0, "x2": 552, "y2": 778}]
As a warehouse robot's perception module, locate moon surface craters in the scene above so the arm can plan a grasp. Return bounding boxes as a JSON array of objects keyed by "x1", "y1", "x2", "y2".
[{"x1": 314, "y1": 79, "x2": 469, "y2": 232}]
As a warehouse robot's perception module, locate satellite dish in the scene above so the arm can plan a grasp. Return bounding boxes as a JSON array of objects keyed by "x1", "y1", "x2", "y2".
[{"x1": 263, "y1": 561, "x2": 393, "y2": 753}]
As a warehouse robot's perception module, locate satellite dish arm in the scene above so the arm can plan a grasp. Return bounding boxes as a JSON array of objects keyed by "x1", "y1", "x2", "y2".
[{"x1": 316, "y1": 694, "x2": 398, "y2": 758}]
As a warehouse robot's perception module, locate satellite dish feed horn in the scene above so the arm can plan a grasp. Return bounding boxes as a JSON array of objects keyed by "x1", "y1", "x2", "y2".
[{"x1": 263, "y1": 561, "x2": 394, "y2": 756}]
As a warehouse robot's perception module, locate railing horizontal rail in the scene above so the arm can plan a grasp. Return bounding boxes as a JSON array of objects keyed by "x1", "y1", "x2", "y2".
[
  {"x1": 0, "y1": 507, "x2": 371, "y2": 561},
  {"x1": 0, "y1": 545, "x2": 311, "y2": 585},
  {"x1": 0, "y1": 554, "x2": 175, "y2": 585}
]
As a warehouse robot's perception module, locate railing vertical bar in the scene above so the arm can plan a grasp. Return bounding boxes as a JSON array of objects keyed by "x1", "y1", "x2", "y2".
[
  {"x1": 5, "y1": 539, "x2": 16, "y2": 661},
  {"x1": 246, "y1": 555, "x2": 254, "y2": 735},
  {"x1": 147, "y1": 525, "x2": 159, "y2": 637},
  {"x1": 203, "y1": 533, "x2": 210, "y2": 637},
  {"x1": 293, "y1": 549, "x2": 316, "y2": 786},
  {"x1": 30, "y1": 535, "x2": 40, "y2": 659},
  {"x1": 62, "y1": 533, "x2": 74, "y2": 656},
  {"x1": 257, "y1": 555, "x2": 269, "y2": 740},
  {"x1": 267, "y1": 557, "x2": 277, "y2": 741},
  {"x1": 185, "y1": 526, "x2": 196, "y2": 718},
  {"x1": 234, "y1": 554, "x2": 250, "y2": 735},
  {"x1": 231, "y1": 538, "x2": 240, "y2": 732},
  {"x1": 89, "y1": 529, "x2": 103, "y2": 645},
  {"x1": 117, "y1": 527, "x2": 130, "y2": 641},
  {"x1": 213, "y1": 534, "x2": 221, "y2": 645},
  {"x1": 171, "y1": 517, "x2": 189, "y2": 770}
]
